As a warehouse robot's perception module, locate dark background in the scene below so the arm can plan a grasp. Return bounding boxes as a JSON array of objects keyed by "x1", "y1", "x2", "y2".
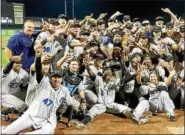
[{"x1": 4, "y1": 0, "x2": 185, "y2": 23}]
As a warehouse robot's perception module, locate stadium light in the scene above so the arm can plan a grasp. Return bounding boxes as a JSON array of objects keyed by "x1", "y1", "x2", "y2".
[
  {"x1": 72, "y1": 0, "x2": 75, "y2": 18},
  {"x1": 64, "y1": 0, "x2": 67, "y2": 16}
]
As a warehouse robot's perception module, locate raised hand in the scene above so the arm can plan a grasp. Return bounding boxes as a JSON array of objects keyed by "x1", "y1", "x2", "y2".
[
  {"x1": 85, "y1": 13, "x2": 93, "y2": 20},
  {"x1": 98, "y1": 13, "x2": 107, "y2": 20},
  {"x1": 161, "y1": 8, "x2": 171, "y2": 13},
  {"x1": 36, "y1": 48, "x2": 43, "y2": 57}
]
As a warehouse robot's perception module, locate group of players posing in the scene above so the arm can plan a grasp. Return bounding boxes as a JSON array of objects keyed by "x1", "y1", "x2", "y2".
[{"x1": 2, "y1": 8, "x2": 185, "y2": 134}]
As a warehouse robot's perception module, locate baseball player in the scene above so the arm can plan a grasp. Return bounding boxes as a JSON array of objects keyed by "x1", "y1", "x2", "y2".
[
  {"x1": 57, "y1": 57, "x2": 88, "y2": 126},
  {"x1": 75, "y1": 69, "x2": 131, "y2": 129},
  {"x1": 127, "y1": 71, "x2": 176, "y2": 124},
  {"x1": 81, "y1": 54, "x2": 106, "y2": 106},
  {"x1": 176, "y1": 69, "x2": 184, "y2": 110},
  {"x1": 2, "y1": 49, "x2": 72, "y2": 134},
  {"x1": 25, "y1": 52, "x2": 54, "y2": 107},
  {"x1": 1, "y1": 54, "x2": 29, "y2": 117}
]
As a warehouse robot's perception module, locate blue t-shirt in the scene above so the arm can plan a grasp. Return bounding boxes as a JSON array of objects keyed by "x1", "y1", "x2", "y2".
[{"x1": 7, "y1": 32, "x2": 36, "y2": 70}]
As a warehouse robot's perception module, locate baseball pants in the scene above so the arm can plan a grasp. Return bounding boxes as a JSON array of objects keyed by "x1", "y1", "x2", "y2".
[
  {"x1": 2, "y1": 113, "x2": 54, "y2": 134},
  {"x1": 2, "y1": 94, "x2": 27, "y2": 112},
  {"x1": 87, "y1": 102, "x2": 130, "y2": 119},
  {"x1": 132, "y1": 91, "x2": 175, "y2": 121},
  {"x1": 85, "y1": 90, "x2": 98, "y2": 105}
]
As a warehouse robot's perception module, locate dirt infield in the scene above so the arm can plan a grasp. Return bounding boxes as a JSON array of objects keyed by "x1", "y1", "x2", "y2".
[{"x1": 2, "y1": 110, "x2": 184, "y2": 134}]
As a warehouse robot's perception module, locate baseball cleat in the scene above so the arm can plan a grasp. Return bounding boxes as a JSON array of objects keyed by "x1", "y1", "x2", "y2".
[
  {"x1": 124, "y1": 111, "x2": 149, "y2": 125},
  {"x1": 1, "y1": 114, "x2": 10, "y2": 121},
  {"x1": 138, "y1": 117, "x2": 149, "y2": 124},
  {"x1": 75, "y1": 121, "x2": 87, "y2": 130},
  {"x1": 169, "y1": 115, "x2": 176, "y2": 122}
]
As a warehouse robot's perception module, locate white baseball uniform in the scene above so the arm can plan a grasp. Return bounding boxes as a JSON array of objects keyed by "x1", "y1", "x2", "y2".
[
  {"x1": 2, "y1": 76, "x2": 71, "y2": 134},
  {"x1": 86, "y1": 75, "x2": 130, "y2": 120}
]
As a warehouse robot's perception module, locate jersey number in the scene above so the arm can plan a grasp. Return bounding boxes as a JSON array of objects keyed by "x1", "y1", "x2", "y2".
[
  {"x1": 43, "y1": 98, "x2": 53, "y2": 106},
  {"x1": 9, "y1": 81, "x2": 19, "y2": 88},
  {"x1": 43, "y1": 47, "x2": 51, "y2": 52}
]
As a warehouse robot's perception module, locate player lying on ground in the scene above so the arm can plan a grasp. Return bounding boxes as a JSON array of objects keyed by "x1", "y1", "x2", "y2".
[{"x1": 2, "y1": 49, "x2": 71, "y2": 134}]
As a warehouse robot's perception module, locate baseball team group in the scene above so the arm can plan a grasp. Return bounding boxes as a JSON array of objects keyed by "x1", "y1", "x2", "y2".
[{"x1": 1, "y1": 7, "x2": 184, "y2": 134}]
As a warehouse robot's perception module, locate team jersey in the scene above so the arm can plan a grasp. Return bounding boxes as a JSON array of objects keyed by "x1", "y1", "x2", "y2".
[
  {"x1": 123, "y1": 63, "x2": 136, "y2": 93},
  {"x1": 1, "y1": 68, "x2": 29, "y2": 96},
  {"x1": 95, "y1": 75, "x2": 120, "y2": 104},
  {"x1": 148, "y1": 82, "x2": 168, "y2": 100},
  {"x1": 25, "y1": 73, "x2": 40, "y2": 106},
  {"x1": 25, "y1": 76, "x2": 71, "y2": 129},
  {"x1": 35, "y1": 31, "x2": 62, "y2": 54}
]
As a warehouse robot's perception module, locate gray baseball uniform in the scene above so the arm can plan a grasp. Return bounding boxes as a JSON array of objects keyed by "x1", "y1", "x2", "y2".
[
  {"x1": 1, "y1": 68, "x2": 29, "y2": 112},
  {"x1": 86, "y1": 75, "x2": 130, "y2": 120},
  {"x1": 82, "y1": 65, "x2": 100, "y2": 105},
  {"x1": 2, "y1": 76, "x2": 71, "y2": 134},
  {"x1": 139, "y1": 66, "x2": 166, "y2": 96},
  {"x1": 35, "y1": 31, "x2": 63, "y2": 54},
  {"x1": 132, "y1": 82, "x2": 175, "y2": 121}
]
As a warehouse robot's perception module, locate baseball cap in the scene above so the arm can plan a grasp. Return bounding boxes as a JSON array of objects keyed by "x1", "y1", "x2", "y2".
[
  {"x1": 142, "y1": 20, "x2": 150, "y2": 25},
  {"x1": 114, "y1": 47, "x2": 122, "y2": 51},
  {"x1": 140, "y1": 32, "x2": 148, "y2": 38},
  {"x1": 95, "y1": 53, "x2": 105, "y2": 60},
  {"x1": 123, "y1": 15, "x2": 131, "y2": 21},
  {"x1": 97, "y1": 19, "x2": 105, "y2": 25},
  {"x1": 50, "y1": 71, "x2": 62, "y2": 77},
  {"x1": 166, "y1": 22, "x2": 174, "y2": 28},
  {"x1": 89, "y1": 40, "x2": 99, "y2": 46},
  {"x1": 133, "y1": 18, "x2": 140, "y2": 22},
  {"x1": 153, "y1": 25, "x2": 162, "y2": 32},
  {"x1": 79, "y1": 30, "x2": 90, "y2": 36},
  {"x1": 155, "y1": 16, "x2": 164, "y2": 21},
  {"x1": 165, "y1": 55, "x2": 174, "y2": 62},
  {"x1": 130, "y1": 48, "x2": 143, "y2": 59},
  {"x1": 48, "y1": 18, "x2": 59, "y2": 25},
  {"x1": 113, "y1": 30, "x2": 123, "y2": 36},
  {"x1": 58, "y1": 14, "x2": 68, "y2": 21},
  {"x1": 71, "y1": 21, "x2": 80, "y2": 27},
  {"x1": 125, "y1": 23, "x2": 133, "y2": 30},
  {"x1": 180, "y1": 25, "x2": 185, "y2": 32}
]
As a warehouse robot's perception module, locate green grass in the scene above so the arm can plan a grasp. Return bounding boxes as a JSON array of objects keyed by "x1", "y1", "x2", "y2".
[{"x1": 1, "y1": 49, "x2": 8, "y2": 68}]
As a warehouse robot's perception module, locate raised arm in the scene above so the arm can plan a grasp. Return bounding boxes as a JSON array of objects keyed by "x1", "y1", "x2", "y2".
[
  {"x1": 161, "y1": 8, "x2": 179, "y2": 24},
  {"x1": 3, "y1": 53, "x2": 22, "y2": 74},
  {"x1": 35, "y1": 49, "x2": 44, "y2": 83},
  {"x1": 109, "y1": 11, "x2": 123, "y2": 20}
]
